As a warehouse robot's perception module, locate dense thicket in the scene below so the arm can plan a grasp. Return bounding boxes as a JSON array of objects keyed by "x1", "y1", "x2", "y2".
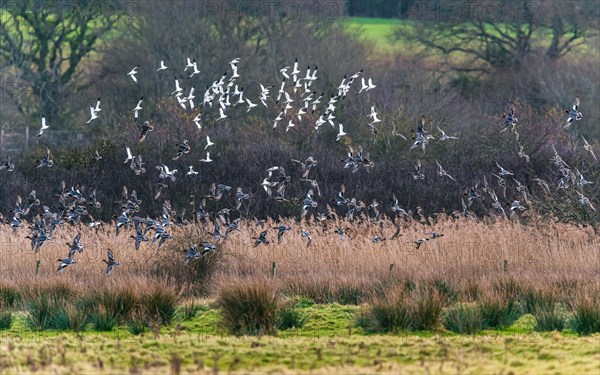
[{"x1": 0, "y1": 0, "x2": 598, "y2": 229}]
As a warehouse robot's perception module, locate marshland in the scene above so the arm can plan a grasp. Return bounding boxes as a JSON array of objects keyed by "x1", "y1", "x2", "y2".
[{"x1": 0, "y1": 1, "x2": 599, "y2": 374}]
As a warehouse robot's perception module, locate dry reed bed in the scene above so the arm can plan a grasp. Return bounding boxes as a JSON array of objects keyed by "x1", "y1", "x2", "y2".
[{"x1": 0, "y1": 217, "x2": 598, "y2": 301}]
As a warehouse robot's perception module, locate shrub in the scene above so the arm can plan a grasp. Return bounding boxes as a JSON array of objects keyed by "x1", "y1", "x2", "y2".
[
  {"x1": 443, "y1": 303, "x2": 484, "y2": 334},
  {"x1": 479, "y1": 293, "x2": 524, "y2": 329},
  {"x1": 218, "y1": 279, "x2": 280, "y2": 336},
  {"x1": 411, "y1": 288, "x2": 445, "y2": 331},
  {"x1": 534, "y1": 303, "x2": 569, "y2": 332},
  {"x1": 570, "y1": 299, "x2": 600, "y2": 336},
  {"x1": 355, "y1": 289, "x2": 413, "y2": 333}
]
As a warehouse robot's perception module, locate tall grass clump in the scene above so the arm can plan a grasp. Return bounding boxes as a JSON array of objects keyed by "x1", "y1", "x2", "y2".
[
  {"x1": 158, "y1": 229, "x2": 224, "y2": 297},
  {"x1": 0, "y1": 283, "x2": 18, "y2": 330},
  {"x1": 218, "y1": 279, "x2": 280, "y2": 336},
  {"x1": 443, "y1": 303, "x2": 484, "y2": 334},
  {"x1": 89, "y1": 305, "x2": 117, "y2": 331},
  {"x1": 275, "y1": 300, "x2": 307, "y2": 330},
  {"x1": 479, "y1": 292, "x2": 524, "y2": 329},
  {"x1": 333, "y1": 285, "x2": 364, "y2": 305},
  {"x1": 176, "y1": 299, "x2": 206, "y2": 321},
  {"x1": 570, "y1": 298, "x2": 600, "y2": 335},
  {"x1": 534, "y1": 303, "x2": 570, "y2": 332},
  {"x1": 0, "y1": 311, "x2": 12, "y2": 330},
  {"x1": 0, "y1": 283, "x2": 20, "y2": 309},
  {"x1": 520, "y1": 287, "x2": 557, "y2": 315},
  {"x1": 355, "y1": 287, "x2": 412, "y2": 333},
  {"x1": 140, "y1": 283, "x2": 179, "y2": 325},
  {"x1": 411, "y1": 287, "x2": 446, "y2": 331},
  {"x1": 22, "y1": 283, "x2": 75, "y2": 331},
  {"x1": 126, "y1": 311, "x2": 149, "y2": 336}
]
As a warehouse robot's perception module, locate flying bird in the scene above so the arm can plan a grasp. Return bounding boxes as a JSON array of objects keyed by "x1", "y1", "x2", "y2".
[
  {"x1": 127, "y1": 65, "x2": 140, "y2": 83},
  {"x1": 38, "y1": 116, "x2": 49, "y2": 137}
]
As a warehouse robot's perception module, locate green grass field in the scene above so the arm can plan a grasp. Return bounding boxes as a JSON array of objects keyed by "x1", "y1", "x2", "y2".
[
  {"x1": 344, "y1": 17, "x2": 410, "y2": 53},
  {"x1": 1, "y1": 303, "x2": 598, "y2": 374}
]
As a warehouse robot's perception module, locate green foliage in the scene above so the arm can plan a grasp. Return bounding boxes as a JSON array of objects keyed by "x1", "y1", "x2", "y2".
[
  {"x1": 0, "y1": 311, "x2": 13, "y2": 330},
  {"x1": 176, "y1": 300, "x2": 206, "y2": 321},
  {"x1": 218, "y1": 280, "x2": 280, "y2": 336},
  {"x1": 0, "y1": 284, "x2": 20, "y2": 309},
  {"x1": 90, "y1": 308, "x2": 117, "y2": 332},
  {"x1": 276, "y1": 305, "x2": 307, "y2": 330},
  {"x1": 479, "y1": 294, "x2": 524, "y2": 329},
  {"x1": 23, "y1": 285, "x2": 74, "y2": 331},
  {"x1": 520, "y1": 288, "x2": 557, "y2": 315},
  {"x1": 126, "y1": 313, "x2": 149, "y2": 336},
  {"x1": 443, "y1": 303, "x2": 484, "y2": 334},
  {"x1": 570, "y1": 299, "x2": 600, "y2": 336},
  {"x1": 355, "y1": 296, "x2": 413, "y2": 333},
  {"x1": 534, "y1": 303, "x2": 570, "y2": 332},
  {"x1": 411, "y1": 288, "x2": 445, "y2": 331},
  {"x1": 141, "y1": 287, "x2": 178, "y2": 326}
]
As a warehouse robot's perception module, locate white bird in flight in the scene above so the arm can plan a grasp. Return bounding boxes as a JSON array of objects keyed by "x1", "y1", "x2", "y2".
[
  {"x1": 336, "y1": 123, "x2": 347, "y2": 142},
  {"x1": 199, "y1": 152, "x2": 212, "y2": 163},
  {"x1": 38, "y1": 116, "x2": 49, "y2": 137},
  {"x1": 156, "y1": 60, "x2": 167, "y2": 71},
  {"x1": 218, "y1": 108, "x2": 228, "y2": 120},
  {"x1": 127, "y1": 65, "x2": 139, "y2": 83},
  {"x1": 123, "y1": 146, "x2": 134, "y2": 164},
  {"x1": 85, "y1": 106, "x2": 98, "y2": 124},
  {"x1": 133, "y1": 96, "x2": 143, "y2": 119},
  {"x1": 205, "y1": 136, "x2": 214, "y2": 150}
]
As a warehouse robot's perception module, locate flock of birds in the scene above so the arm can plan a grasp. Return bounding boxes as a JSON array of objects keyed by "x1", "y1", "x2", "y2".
[{"x1": 0, "y1": 56, "x2": 597, "y2": 277}]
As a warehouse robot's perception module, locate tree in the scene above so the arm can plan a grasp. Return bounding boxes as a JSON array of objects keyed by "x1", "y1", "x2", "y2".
[
  {"x1": 0, "y1": 1, "x2": 123, "y2": 126},
  {"x1": 398, "y1": 0, "x2": 596, "y2": 76}
]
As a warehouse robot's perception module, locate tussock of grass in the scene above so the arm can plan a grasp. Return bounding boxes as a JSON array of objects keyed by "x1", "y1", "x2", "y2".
[
  {"x1": 570, "y1": 298, "x2": 600, "y2": 335},
  {"x1": 276, "y1": 302, "x2": 307, "y2": 330},
  {"x1": 411, "y1": 288, "x2": 445, "y2": 331},
  {"x1": 479, "y1": 292, "x2": 524, "y2": 329},
  {"x1": 0, "y1": 282, "x2": 20, "y2": 309},
  {"x1": 218, "y1": 279, "x2": 280, "y2": 336},
  {"x1": 355, "y1": 287, "x2": 412, "y2": 333},
  {"x1": 89, "y1": 305, "x2": 117, "y2": 331},
  {"x1": 141, "y1": 283, "x2": 178, "y2": 325},
  {"x1": 534, "y1": 303, "x2": 570, "y2": 332},
  {"x1": 443, "y1": 303, "x2": 484, "y2": 334},
  {"x1": 0, "y1": 311, "x2": 13, "y2": 330},
  {"x1": 177, "y1": 299, "x2": 206, "y2": 321}
]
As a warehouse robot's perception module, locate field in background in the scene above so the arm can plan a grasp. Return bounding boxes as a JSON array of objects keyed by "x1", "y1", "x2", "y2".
[{"x1": 344, "y1": 17, "x2": 600, "y2": 58}]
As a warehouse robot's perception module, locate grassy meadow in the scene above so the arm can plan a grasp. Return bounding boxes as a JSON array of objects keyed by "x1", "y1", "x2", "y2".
[
  {"x1": 1, "y1": 217, "x2": 599, "y2": 373},
  {"x1": 1, "y1": 3, "x2": 599, "y2": 374}
]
